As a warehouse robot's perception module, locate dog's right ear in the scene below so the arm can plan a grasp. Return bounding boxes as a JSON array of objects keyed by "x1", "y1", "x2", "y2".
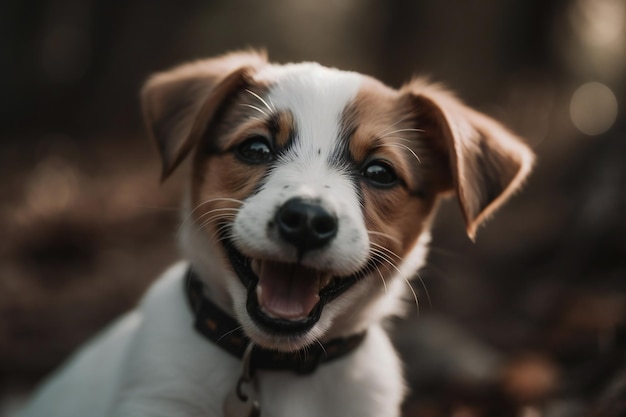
[
  {"x1": 141, "y1": 51, "x2": 268, "y2": 180},
  {"x1": 403, "y1": 79, "x2": 535, "y2": 240}
]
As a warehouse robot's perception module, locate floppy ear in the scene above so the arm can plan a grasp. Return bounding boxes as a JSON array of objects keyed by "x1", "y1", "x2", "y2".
[
  {"x1": 141, "y1": 51, "x2": 268, "y2": 179},
  {"x1": 403, "y1": 79, "x2": 535, "y2": 239}
]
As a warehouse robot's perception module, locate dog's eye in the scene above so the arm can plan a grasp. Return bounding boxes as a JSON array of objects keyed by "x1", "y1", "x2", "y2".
[
  {"x1": 362, "y1": 160, "x2": 398, "y2": 187},
  {"x1": 236, "y1": 136, "x2": 274, "y2": 164}
]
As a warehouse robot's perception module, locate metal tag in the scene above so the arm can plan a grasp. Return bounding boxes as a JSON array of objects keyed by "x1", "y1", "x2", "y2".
[{"x1": 223, "y1": 343, "x2": 261, "y2": 417}]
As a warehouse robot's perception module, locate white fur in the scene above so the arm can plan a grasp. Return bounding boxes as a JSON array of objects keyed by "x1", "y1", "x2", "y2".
[
  {"x1": 17, "y1": 263, "x2": 406, "y2": 417},
  {"x1": 17, "y1": 63, "x2": 429, "y2": 417},
  {"x1": 234, "y1": 63, "x2": 368, "y2": 274}
]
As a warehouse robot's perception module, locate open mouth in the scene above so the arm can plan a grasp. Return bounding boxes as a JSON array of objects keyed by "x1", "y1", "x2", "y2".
[{"x1": 221, "y1": 237, "x2": 367, "y2": 335}]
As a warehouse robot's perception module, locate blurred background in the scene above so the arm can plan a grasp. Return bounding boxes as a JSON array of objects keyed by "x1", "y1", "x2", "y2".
[{"x1": 1, "y1": 0, "x2": 625, "y2": 416}]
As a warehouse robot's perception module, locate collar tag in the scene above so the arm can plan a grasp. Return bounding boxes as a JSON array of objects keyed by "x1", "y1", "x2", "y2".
[{"x1": 224, "y1": 343, "x2": 261, "y2": 417}]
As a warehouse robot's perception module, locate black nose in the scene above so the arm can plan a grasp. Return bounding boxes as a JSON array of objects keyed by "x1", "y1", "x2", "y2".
[{"x1": 275, "y1": 198, "x2": 338, "y2": 254}]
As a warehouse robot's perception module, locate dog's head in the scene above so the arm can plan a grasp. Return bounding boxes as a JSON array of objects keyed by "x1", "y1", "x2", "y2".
[{"x1": 141, "y1": 51, "x2": 534, "y2": 351}]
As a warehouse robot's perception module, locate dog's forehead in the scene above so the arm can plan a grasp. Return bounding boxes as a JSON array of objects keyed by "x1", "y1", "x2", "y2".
[
  {"x1": 254, "y1": 62, "x2": 364, "y2": 104},
  {"x1": 253, "y1": 63, "x2": 364, "y2": 155}
]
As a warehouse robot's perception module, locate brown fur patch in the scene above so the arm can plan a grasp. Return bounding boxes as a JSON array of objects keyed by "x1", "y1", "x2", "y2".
[
  {"x1": 341, "y1": 78, "x2": 450, "y2": 273},
  {"x1": 189, "y1": 82, "x2": 299, "y2": 238},
  {"x1": 401, "y1": 79, "x2": 535, "y2": 238},
  {"x1": 141, "y1": 51, "x2": 268, "y2": 179}
]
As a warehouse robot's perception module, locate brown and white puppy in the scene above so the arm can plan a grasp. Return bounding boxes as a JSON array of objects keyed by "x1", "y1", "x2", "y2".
[{"x1": 18, "y1": 51, "x2": 533, "y2": 417}]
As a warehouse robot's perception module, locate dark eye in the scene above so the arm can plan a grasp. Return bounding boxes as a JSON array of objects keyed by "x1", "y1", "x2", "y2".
[
  {"x1": 235, "y1": 136, "x2": 273, "y2": 164},
  {"x1": 362, "y1": 160, "x2": 398, "y2": 187}
]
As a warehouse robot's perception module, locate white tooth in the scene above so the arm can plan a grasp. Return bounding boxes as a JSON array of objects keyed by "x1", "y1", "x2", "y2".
[
  {"x1": 320, "y1": 273, "x2": 333, "y2": 289},
  {"x1": 256, "y1": 285, "x2": 263, "y2": 302}
]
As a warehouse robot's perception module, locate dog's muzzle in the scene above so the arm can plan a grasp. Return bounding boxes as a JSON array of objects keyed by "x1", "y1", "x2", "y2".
[{"x1": 221, "y1": 197, "x2": 370, "y2": 336}]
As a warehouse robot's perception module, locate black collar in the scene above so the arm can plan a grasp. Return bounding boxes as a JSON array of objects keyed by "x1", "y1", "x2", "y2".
[{"x1": 184, "y1": 268, "x2": 366, "y2": 375}]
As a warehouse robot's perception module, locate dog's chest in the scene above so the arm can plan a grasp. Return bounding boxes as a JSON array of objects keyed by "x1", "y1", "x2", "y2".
[
  {"x1": 253, "y1": 328, "x2": 404, "y2": 417},
  {"x1": 107, "y1": 268, "x2": 403, "y2": 417}
]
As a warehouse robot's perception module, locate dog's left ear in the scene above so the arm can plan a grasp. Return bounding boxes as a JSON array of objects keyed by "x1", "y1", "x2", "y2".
[
  {"x1": 403, "y1": 80, "x2": 535, "y2": 239},
  {"x1": 141, "y1": 51, "x2": 268, "y2": 179}
]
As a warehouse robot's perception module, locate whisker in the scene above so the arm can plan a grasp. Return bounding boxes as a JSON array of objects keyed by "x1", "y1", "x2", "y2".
[
  {"x1": 245, "y1": 89, "x2": 274, "y2": 113},
  {"x1": 374, "y1": 244, "x2": 430, "y2": 311},
  {"x1": 374, "y1": 111, "x2": 418, "y2": 137},
  {"x1": 313, "y1": 338, "x2": 327, "y2": 357},
  {"x1": 367, "y1": 230, "x2": 401, "y2": 245},
  {"x1": 207, "y1": 223, "x2": 235, "y2": 246},
  {"x1": 415, "y1": 271, "x2": 432, "y2": 308},
  {"x1": 380, "y1": 128, "x2": 424, "y2": 138},
  {"x1": 241, "y1": 103, "x2": 268, "y2": 117},
  {"x1": 194, "y1": 207, "x2": 240, "y2": 224},
  {"x1": 371, "y1": 245, "x2": 429, "y2": 312},
  {"x1": 370, "y1": 249, "x2": 419, "y2": 314},
  {"x1": 404, "y1": 278, "x2": 420, "y2": 315},
  {"x1": 217, "y1": 325, "x2": 244, "y2": 342},
  {"x1": 198, "y1": 214, "x2": 237, "y2": 232},
  {"x1": 380, "y1": 143, "x2": 421, "y2": 164},
  {"x1": 369, "y1": 248, "x2": 399, "y2": 269},
  {"x1": 186, "y1": 210, "x2": 236, "y2": 243},
  {"x1": 385, "y1": 136, "x2": 416, "y2": 145},
  {"x1": 178, "y1": 197, "x2": 244, "y2": 238},
  {"x1": 370, "y1": 242, "x2": 402, "y2": 261},
  {"x1": 202, "y1": 197, "x2": 245, "y2": 205},
  {"x1": 199, "y1": 214, "x2": 236, "y2": 235},
  {"x1": 374, "y1": 265, "x2": 388, "y2": 293}
]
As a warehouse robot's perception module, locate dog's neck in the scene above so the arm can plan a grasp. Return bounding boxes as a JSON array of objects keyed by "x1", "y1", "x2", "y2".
[{"x1": 184, "y1": 268, "x2": 367, "y2": 374}]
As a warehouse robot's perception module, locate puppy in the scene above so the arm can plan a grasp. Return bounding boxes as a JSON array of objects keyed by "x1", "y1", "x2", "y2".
[{"x1": 18, "y1": 51, "x2": 534, "y2": 417}]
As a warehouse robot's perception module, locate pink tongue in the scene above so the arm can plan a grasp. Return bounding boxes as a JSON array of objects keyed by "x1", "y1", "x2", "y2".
[{"x1": 257, "y1": 261, "x2": 321, "y2": 320}]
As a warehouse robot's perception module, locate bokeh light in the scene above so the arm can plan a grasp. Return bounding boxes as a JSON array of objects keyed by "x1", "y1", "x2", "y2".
[
  {"x1": 569, "y1": 82, "x2": 618, "y2": 136},
  {"x1": 563, "y1": 0, "x2": 626, "y2": 80}
]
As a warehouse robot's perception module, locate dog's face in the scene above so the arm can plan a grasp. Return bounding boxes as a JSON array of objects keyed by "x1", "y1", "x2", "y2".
[{"x1": 142, "y1": 52, "x2": 534, "y2": 351}]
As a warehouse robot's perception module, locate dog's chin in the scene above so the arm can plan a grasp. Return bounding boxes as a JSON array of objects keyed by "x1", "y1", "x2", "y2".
[{"x1": 221, "y1": 238, "x2": 366, "y2": 346}]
